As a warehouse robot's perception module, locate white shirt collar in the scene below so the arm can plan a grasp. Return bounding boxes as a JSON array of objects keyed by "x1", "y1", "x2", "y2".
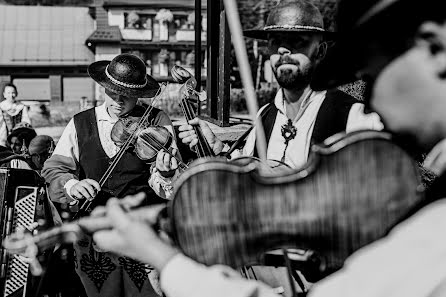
[
  {"x1": 96, "y1": 103, "x2": 117, "y2": 123},
  {"x1": 274, "y1": 87, "x2": 326, "y2": 116}
]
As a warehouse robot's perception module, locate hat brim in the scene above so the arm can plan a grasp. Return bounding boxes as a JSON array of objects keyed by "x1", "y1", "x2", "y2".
[
  {"x1": 7, "y1": 127, "x2": 37, "y2": 143},
  {"x1": 311, "y1": 33, "x2": 362, "y2": 91},
  {"x1": 243, "y1": 28, "x2": 336, "y2": 40},
  {"x1": 88, "y1": 61, "x2": 160, "y2": 99}
]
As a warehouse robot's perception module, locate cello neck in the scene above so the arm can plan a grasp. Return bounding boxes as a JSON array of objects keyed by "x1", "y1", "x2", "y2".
[{"x1": 180, "y1": 96, "x2": 215, "y2": 158}]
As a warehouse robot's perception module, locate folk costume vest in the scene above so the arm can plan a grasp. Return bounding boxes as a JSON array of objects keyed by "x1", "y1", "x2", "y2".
[
  {"x1": 73, "y1": 105, "x2": 161, "y2": 203},
  {"x1": 254, "y1": 89, "x2": 357, "y2": 157}
]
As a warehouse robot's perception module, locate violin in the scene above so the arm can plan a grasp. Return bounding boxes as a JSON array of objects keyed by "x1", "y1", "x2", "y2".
[
  {"x1": 110, "y1": 115, "x2": 187, "y2": 168},
  {"x1": 3, "y1": 131, "x2": 424, "y2": 282}
]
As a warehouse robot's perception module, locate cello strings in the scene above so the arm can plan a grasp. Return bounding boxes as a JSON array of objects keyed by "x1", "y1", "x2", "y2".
[
  {"x1": 180, "y1": 100, "x2": 206, "y2": 158},
  {"x1": 181, "y1": 99, "x2": 211, "y2": 157}
]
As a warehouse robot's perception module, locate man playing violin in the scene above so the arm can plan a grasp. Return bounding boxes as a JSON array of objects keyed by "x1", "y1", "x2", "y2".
[
  {"x1": 90, "y1": 0, "x2": 446, "y2": 297},
  {"x1": 41, "y1": 53, "x2": 178, "y2": 297},
  {"x1": 177, "y1": 0, "x2": 383, "y2": 169}
]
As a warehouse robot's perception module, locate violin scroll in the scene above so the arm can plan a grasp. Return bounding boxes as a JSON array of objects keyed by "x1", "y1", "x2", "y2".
[{"x1": 171, "y1": 65, "x2": 192, "y2": 84}]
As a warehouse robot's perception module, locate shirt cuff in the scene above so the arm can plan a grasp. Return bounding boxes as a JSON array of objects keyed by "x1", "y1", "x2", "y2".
[
  {"x1": 149, "y1": 168, "x2": 178, "y2": 200},
  {"x1": 160, "y1": 254, "x2": 207, "y2": 297},
  {"x1": 221, "y1": 143, "x2": 231, "y2": 153},
  {"x1": 63, "y1": 179, "x2": 79, "y2": 199}
]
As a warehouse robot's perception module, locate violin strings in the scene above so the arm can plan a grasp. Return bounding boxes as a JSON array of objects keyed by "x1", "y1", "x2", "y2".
[{"x1": 139, "y1": 132, "x2": 189, "y2": 169}]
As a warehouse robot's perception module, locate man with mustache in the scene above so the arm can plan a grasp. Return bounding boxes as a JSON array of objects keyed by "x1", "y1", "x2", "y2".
[
  {"x1": 92, "y1": 0, "x2": 446, "y2": 297},
  {"x1": 177, "y1": 0, "x2": 382, "y2": 169},
  {"x1": 41, "y1": 53, "x2": 178, "y2": 297}
]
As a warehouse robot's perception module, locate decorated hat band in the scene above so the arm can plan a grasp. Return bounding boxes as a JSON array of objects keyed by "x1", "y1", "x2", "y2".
[
  {"x1": 264, "y1": 24, "x2": 326, "y2": 32},
  {"x1": 105, "y1": 65, "x2": 148, "y2": 89}
]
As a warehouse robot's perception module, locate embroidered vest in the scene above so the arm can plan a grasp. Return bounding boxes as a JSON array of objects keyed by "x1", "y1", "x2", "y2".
[
  {"x1": 73, "y1": 105, "x2": 163, "y2": 204},
  {"x1": 2, "y1": 111, "x2": 22, "y2": 133}
]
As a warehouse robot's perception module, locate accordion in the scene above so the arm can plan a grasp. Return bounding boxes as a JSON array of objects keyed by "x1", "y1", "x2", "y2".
[{"x1": 0, "y1": 169, "x2": 53, "y2": 297}]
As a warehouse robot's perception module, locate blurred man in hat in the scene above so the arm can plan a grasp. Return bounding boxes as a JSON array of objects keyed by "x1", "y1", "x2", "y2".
[
  {"x1": 7, "y1": 122, "x2": 37, "y2": 155},
  {"x1": 177, "y1": 0, "x2": 382, "y2": 169},
  {"x1": 0, "y1": 122, "x2": 37, "y2": 168},
  {"x1": 41, "y1": 53, "x2": 178, "y2": 297},
  {"x1": 90, "y1": 1, "x2": 446, "y2": 297}
]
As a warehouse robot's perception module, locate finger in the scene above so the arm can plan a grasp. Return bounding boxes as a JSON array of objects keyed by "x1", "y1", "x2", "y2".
[
  {"x1": 424, "y1": 146, "x2": 442, "y2": 168},
  {"x1": 27, "y1": 222, "x2": 39, "y2": 232},
  {"x1": 178, "y1": 124, "x2": 194, "y2": 132},
  {"x1": 171, "y1": 148, "x2": 177, "y2": 156},
  {"x1": 71, "y1": 188, "x2": 83, "y2": 200},
  {"x1": 77, "y1": 186, "x2": 92, "y2": 200},
  {"x1": 106, "y1": 199, "x2": 132, "y2": 231},
  {"x1": 163, "y1": 153, "x2": 170, "y2": 168},
  {"x1": 188, "y1": 118, "x2": 199, "y2": 125},
  {"x1": 82, "y1": 183, "x2": 97, "y2": 198},
  {"x1": 178, "y1": 130, "x2": 196, "y2": 140},
  {"x1": 427, "y1": 153, "x2": 446, "y2": 175},
  {"x1": 132, "y1": 204, "x2": 167, "y2": 224},
  {"x1": 91, "y1": 206, "x2": 107, "y2": 217},
  {"x1": 86, "y1": 179, "x2": 101, "y2": 192},
  {"x1": 170, "y1": 156, "x2": 178, "y2": 170},
  {"x1": 156, "y1": 151, "x2": 166, "y2": 170},
  {"x1": 189, "y1": 139, "x2": 198, "y2": 150},
  {"x1": 181, "y1": 135, "x2": 197, "y2": 145},
  {"x1": 93, "y1": 230, "x2": 123, "y2": 253},
  {"x1": 120, "y1": 192, "x2": 147, "y2": 210}
]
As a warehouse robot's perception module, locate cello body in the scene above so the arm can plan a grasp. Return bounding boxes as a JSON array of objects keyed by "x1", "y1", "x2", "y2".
[{"x1": 169, "y1": 130, "x2": 424, "y2": 278}]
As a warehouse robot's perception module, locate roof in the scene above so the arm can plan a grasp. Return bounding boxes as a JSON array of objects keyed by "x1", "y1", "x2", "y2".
[
  {"x1": 103, "y1": 0, "x2": 207, "y2": 10},
  {"x1": 86, "y1": 26, "x2": 122, "y2": 45},
  {"x1": 0, "y1": 5, "x2": 94, "y2": 66}
]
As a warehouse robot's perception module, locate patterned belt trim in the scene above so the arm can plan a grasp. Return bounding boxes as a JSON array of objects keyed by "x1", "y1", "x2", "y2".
[
  {"x1": 264, "y1": 25, "x2": 326, "y2": 32},
  {"x1": 105, "y1": 65, "x2": 148, "y2": 89}
]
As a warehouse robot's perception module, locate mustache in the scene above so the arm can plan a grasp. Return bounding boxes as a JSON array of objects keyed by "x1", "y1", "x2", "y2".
[{"x1": 274, "y1": 56, "x2": 299, "y2": 68}]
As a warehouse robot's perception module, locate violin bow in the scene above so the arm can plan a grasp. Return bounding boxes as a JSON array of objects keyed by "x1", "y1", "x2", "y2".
[
  {"x1": 222, "y1": 0, "x2": 267, "y2": 161},
  {"x1": 220, "y1": 2, "x2": 302, "y2": 296}
]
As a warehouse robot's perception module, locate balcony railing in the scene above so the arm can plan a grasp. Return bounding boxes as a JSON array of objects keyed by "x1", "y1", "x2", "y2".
[
  {"x1": 121, "y1": 29, "x2": 153, "y2": 40},
  {"x1": 176, "y1": 29, "x2": 207, "y2": 41}
]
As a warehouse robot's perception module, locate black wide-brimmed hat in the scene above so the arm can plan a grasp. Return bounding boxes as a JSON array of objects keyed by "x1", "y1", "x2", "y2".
[
  {"x1": 7, "y1": 122, "x2": 37, "y2": 145},
  {"x1": 311, "y1": 0, "x2": 437, "y2": 91},
  {"x1": 88, "y1": 53, "x2": 160, "y2": 99},
  {"x1": 243, "y1": 0, "x2": 334, "y2": 40}
]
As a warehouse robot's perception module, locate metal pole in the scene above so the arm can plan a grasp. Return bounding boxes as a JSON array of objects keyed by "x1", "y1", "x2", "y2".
[{"x1": 194, "y1": 0, "x2": 202, "y2": 91}]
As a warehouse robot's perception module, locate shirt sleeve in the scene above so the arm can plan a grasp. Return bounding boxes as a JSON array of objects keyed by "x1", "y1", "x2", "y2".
[
  {"x1": 309, "y1": 199, "x2": 446, "y2": 297},
  {"x1": 161, "y1": 254, "x2": 279, "y2": 297},
  {"x1": 41, "y1": 119, "x2": 80, "y2": 203},
  {"x1": 346, "y1": 103, "x2": 384, "y2": 133}
]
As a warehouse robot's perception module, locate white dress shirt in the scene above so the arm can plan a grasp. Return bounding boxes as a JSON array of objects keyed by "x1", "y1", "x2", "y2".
[{"x1": 233, "y1": 88, "x2": 383, "y2": 168}]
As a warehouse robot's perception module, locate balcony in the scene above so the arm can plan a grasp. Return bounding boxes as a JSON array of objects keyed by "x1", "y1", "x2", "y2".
[
  {"x1": 175, "y1": 29, "x2": 206, "y2": 42},
  {"x1": 121, "y1": 29, "x2": 153, "y2": 41}
]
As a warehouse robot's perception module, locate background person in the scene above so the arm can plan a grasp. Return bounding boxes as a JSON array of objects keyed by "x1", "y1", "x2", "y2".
[{"x1": 0, "y1": 83, "x2": 31, "y2": 147}]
